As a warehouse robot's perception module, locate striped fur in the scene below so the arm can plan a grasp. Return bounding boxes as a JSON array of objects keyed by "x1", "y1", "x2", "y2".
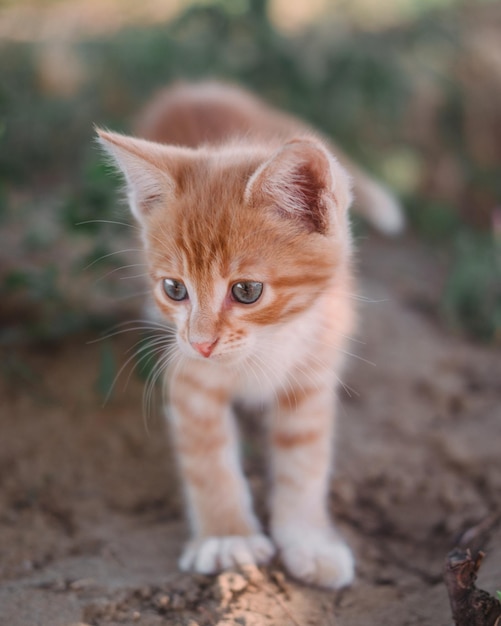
[{"x1": 97, "y1": 82, "x2": 366, "y2": 588}]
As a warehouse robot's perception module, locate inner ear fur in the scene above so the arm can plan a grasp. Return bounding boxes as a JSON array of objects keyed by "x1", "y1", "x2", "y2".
[{"x1": 245, "y1": 136, "x2": 352, "y2": 234}]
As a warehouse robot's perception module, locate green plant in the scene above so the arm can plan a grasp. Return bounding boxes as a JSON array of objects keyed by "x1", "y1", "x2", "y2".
[{"x1": 442, "y1": 232, "x2": 501, "y2": 341}]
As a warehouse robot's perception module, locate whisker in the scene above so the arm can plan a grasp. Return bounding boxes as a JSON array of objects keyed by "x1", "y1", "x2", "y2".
[
  {"x1": 120, "y1": 272, "x2": 151, "y2": 280},
  {"x1": 339, "y1": 349, "x2": 375, "y2": 367},
  {"x1": 338, "y1": 291, "x2": 389, "y2": 304},
  {"x1": 100, "y1": 346, "x2": 145, "y2": 407},
  {"x1": 101, "y1": 318, "x2": 174, "y2": 332},
  {"x1": 87, "y1": 323, "x2": 175, "y2": 344},
  {"x1": 337, "y1": 378, "x2": 360, "y2": 398},
  {"x1": 144, "y1": 349, "x2": 174, "y2": 420},
  {"x1": 94, "y1": 263, "x2": 149, "y2": 285},
  {"x1": 124, "y1": 341, "x2": 169, "y2": 390},
  {"x1": 339, "y1": 333, "x2": 365, "y2": 345},
  {"x1": 76, "y1": 219, "x2": 139, "y2": 230},
  {"x1": 82, "y1": 248, "x2": 145, "y2": 272},
  {"x1": 142, "y1": 350, "x2": 169, "y2": 420},
  {"x1": 125, "y1": 333, "x2": 173, "y2": 355}
]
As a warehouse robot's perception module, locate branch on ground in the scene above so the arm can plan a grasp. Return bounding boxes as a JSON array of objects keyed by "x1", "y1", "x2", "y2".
[{"x1": 444, "y1": 548, "x2": 501, "y2": 626}]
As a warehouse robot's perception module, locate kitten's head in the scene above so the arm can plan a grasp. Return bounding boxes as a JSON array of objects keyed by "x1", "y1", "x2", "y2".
[{"x1": 98, "y1": 130, "x2": 352, "y2": 364}]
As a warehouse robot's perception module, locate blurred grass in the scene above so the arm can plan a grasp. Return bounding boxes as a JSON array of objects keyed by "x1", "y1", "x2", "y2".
[
  {"x1": 0, "y1": 0, "x2": 500, "y2": 342},
  {"x1": 443, "y1": 232, "x2": 501, "y2": 341}
]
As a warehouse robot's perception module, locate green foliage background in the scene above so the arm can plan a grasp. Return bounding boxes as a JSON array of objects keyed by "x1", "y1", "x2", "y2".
[{"x1": 1, "y1": 0, "x2": 500, "y2": 343}]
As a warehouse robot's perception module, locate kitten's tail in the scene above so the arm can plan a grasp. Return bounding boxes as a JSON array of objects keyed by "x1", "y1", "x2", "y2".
[{"x1": 348, "y1": 161, "x2": 405, "y2": 235}]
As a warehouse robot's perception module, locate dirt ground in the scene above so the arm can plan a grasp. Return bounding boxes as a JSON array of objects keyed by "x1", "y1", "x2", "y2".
[{"x1": 1, "y1": 235, "x2": 500, "y2": 626}]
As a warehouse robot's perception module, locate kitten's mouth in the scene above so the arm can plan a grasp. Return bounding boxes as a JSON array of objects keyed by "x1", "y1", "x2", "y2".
[
  {"x1": 190, "y1": 347, "x2": 248, "y2": 366},
  {"x1": 176, "y1": 336, "x2": 250, "y2": 365},
  {"x1": 195, "y1": 350, "x2": 236, "y2": 363}
]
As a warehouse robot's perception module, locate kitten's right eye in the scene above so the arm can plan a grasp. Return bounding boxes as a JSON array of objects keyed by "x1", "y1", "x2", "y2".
[{"x1": 162, "y1": 278, "x2": 188, "y2": 301}]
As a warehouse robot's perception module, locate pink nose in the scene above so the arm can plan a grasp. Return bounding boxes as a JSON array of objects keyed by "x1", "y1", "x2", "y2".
[{"x1": 191, "y1": 340, "x2": 218, "y2": 358}]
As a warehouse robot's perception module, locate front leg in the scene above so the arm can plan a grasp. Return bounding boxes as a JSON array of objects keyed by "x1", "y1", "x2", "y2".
[
  {"x1": 270, "y1": 376, "x2": 354, "y2": 589},
  {"x1": 168, "y1": 364, "x2": 274, "y2": 574}
]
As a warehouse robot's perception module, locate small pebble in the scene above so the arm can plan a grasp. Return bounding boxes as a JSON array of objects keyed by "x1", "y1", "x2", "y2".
[
  {"x1": 69, "y1": 578, "x2": 95, "y2": 591},
  {"x1": 157, "y1": 594, "x2": 170, "y2": 607}
]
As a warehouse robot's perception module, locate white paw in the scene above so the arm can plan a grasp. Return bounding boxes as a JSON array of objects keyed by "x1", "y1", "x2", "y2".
[
  {"x1": 179, "y1": 534, "x2": 275, "y2": 575},
  {"x1": 276, "y1": 529, "x2": 354, "y2": 589}
]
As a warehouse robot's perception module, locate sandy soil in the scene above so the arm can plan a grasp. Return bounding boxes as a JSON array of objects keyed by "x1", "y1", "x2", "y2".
[{"x1": 1, "y1": 235, "x2": 500, "y2": 626}]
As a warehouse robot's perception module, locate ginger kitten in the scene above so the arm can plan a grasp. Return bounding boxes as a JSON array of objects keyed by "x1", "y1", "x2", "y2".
[{"x1": 97, "y1": 82, "x2": 402, "y2": 589}]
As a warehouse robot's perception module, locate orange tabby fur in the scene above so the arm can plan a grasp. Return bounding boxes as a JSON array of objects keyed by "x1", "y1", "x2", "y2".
[{"x1": 97, "y1": 82, "x2": 401, "y2": 588}]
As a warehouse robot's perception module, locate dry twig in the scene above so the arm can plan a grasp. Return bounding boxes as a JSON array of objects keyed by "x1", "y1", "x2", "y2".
[{"x1": 444, "y1": 548, "x2": 501, "y2": 626}]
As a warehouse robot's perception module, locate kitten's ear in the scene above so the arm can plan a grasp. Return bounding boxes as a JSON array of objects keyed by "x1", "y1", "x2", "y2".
[
  {"x1": 245, "y1": 137, "x2": 352, "y2": 234},
  {"x1": 96, "y1": 129, "x2": 182, "y2": 222}
]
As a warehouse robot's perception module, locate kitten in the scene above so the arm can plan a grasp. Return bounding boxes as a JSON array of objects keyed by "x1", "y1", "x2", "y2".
[{"x1": 97, "y1": 82, "x2": 402, "y2": 589}]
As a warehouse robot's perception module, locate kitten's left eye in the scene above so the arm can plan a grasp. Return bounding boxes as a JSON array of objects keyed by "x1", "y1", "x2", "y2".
[
  {"x1": 162, "y1": 278, "x2": 188, "y2": 301},
  {"x1": 231, "y1": 281, "x2": 263, "y2": 304}
]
